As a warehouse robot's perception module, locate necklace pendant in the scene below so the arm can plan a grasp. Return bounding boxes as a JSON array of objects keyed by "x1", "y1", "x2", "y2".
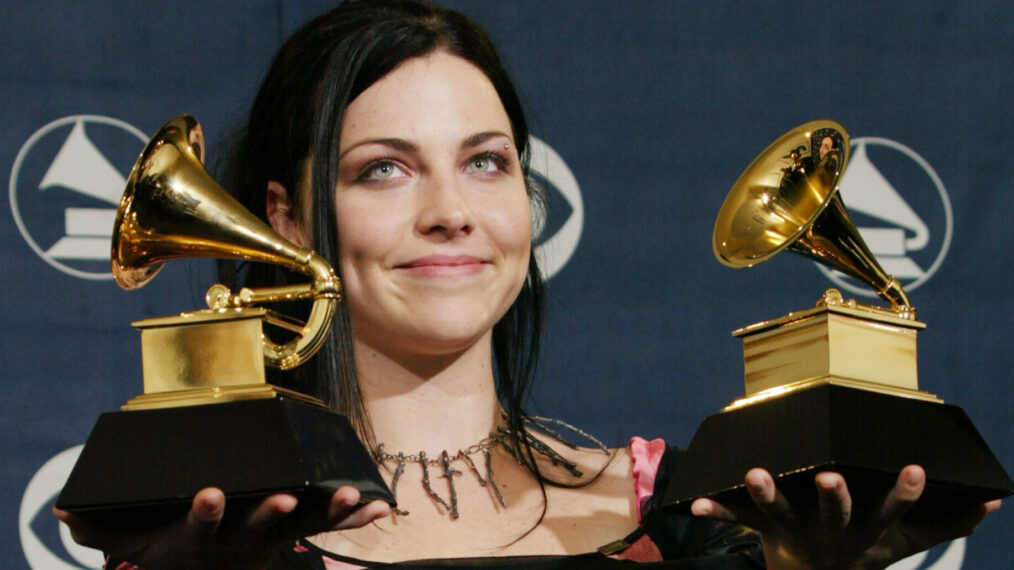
[
  {"x1": 419, "y1": 450, "x2": 452, "y2": 514},
  {"x1": 390, "y1": 452, "x2": 410, "y2": 516},
  {"x1": 485, "y1": 447, "x2": 507, "y2": 508},
  {"x1": 440, "y1": 450, "x2": 461, "y2": 519}
]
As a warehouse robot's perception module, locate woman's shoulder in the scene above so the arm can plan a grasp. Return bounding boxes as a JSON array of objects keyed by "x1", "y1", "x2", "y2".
[
  {"x1": 537, "y1": 436, "x2": 686, "y2": 556},
  {"x1": 536, "y1": 442, "x2": 640, "y2": 551}
]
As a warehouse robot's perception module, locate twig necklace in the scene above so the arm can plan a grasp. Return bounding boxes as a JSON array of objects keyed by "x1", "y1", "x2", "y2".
[{"x1": 372, "y1": 415, "x2": 608, "y2": 520}]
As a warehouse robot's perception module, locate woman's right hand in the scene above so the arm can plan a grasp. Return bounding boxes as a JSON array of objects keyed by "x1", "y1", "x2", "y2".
[{"x1": 53, "y1": 486, "x2": 391, "y2": 570}]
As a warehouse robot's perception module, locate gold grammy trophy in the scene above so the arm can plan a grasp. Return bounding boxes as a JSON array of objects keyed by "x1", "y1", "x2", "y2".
[
  {"x1": 662, "y1": 120, "x2": 1012, "y2": 514},
  {"x1": 57, "y1": 115, "x2": 394, "y2": 522}
]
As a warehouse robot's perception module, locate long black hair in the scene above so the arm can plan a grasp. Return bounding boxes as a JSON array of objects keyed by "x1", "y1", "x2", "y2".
[{"x1": 218, "y1": 0, "x2": 547, "y2": 471}]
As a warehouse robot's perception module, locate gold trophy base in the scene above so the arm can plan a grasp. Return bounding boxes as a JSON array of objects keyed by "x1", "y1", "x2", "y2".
[
  {"x1": 731, "y1": 298, "x2": 927, "y2": 400},
  {"x1": 661, "y1": 383, "x2": 1013, "y2": 515},
  {"x1": 662, "y1": 299, "x2": 1012, "y2": 514},
  {"x1": 56, "y1": 397, "x2": 395, "y2": 525},
  {"x1": 57, "y1": 310, "x2": 394, "y2": 524}
]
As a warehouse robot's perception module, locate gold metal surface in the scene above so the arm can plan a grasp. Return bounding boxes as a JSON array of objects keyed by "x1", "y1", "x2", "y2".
[
  {"x1": 734, "y1": 299, "x2": 927, "y2": 396},
  {"x1": 734, "y1": 289, "x2": 926, "y2": 338},
  {"x1": 121, "y1": 385, "x2": 324, "y2": 411},
  {"x1": 723, "y1": 376, "x2": 941, "y2": 411},
  {"x1": 135, "y1": 311, "x2": 267, "y2": 394},
  {"x1": 114, "y1": 114, "x2": 340, "y2": 373},
  {"x1": 110, "y1": 114, "x2": 343, "y2": 409},
  {"x1": 713, "y1": 120, "x2": 914, "y2": 318},
  {"x1": 713, "y1": 121, "x2": 938, "y2": 409}
]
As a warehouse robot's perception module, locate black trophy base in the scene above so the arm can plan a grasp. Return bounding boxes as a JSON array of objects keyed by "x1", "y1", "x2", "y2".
[
  {"x1": 56, "y1": 397, "x2": 394, "y2": 525},
  {"x1": 662, "y1": 384, "x2": 1013, "y2": 515}
]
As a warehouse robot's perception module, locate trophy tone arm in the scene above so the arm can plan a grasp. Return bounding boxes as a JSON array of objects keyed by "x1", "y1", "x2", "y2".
[{"x1": 206, "y1": 253, "x2": 341, "y2": 370}]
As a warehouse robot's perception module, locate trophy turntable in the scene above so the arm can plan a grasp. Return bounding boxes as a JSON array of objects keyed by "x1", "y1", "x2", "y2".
[
  {"x1": 56, "y1": 115, "x2": 394, "y2": 523},
  {"x1": 663, "y1": 120, "x2": 1012, "y2": 514}
]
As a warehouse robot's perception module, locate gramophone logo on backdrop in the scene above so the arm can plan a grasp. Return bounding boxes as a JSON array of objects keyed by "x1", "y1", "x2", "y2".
[
  {"x1": 528, "y1": 136, "x2": 584, "y2": 280},
  {"x1": 818, "y1": 137, "x2": 953, "y2": 295},
  {"x1": 9, "y1": 115, "x2": 148, "y2": 280},
  {"x1": 20, "y1": 446, "x2": 104, "y2": 569}
]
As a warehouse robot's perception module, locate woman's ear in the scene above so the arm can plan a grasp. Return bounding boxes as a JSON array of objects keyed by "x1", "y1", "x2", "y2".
[{"x1": 266, "y1": 181, "x2": 308, "y2": 247}]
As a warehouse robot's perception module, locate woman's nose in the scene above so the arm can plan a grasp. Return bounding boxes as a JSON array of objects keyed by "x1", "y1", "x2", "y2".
[{"x1": 416, "y1": 172, "x2": 474, "y2": 238}]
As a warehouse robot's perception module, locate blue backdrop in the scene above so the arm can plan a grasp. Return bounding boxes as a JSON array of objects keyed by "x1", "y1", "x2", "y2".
[{"x1": 2, "y1": 2, "x2": 1010, "y2": 568}]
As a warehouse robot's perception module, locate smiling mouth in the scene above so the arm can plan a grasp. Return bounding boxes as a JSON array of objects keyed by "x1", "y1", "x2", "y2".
[{"x1": 395, "y1": 255, "x2": 488, "y2": 277}]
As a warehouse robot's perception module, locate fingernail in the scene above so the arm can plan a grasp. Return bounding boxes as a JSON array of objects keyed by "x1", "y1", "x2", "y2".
[
  {"x1": 905, "y1": 469, "x2": 921, "y2": 486},
  {"x1": 690, "y1": 499, "x2": 712, "y2": 516}
]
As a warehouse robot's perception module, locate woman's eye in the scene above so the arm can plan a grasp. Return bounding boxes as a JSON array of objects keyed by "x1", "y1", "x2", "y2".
[
  {"x1": 465, "y1": 153, "x2": 507, "y2": 174},
  {"x1": 358, "y1": 160, "x2": 407, "y2": 182}
]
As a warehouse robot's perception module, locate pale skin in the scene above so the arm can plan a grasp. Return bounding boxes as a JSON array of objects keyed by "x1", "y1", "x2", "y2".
[
  {"x1": 279, "y1": 51, "x2": 636, "y2": 561},
  {"x1": 819, "y1": 135, "x2": 835, "y2": 159},
  {"x1": 54, "y1": 51, "x2": 999, "y2": 569}
]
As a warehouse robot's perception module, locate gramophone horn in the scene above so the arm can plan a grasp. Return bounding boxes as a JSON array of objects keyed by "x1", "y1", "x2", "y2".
[
  {"x1": 713, "y1": 120, "x2": 913, "y2": 316},
  {"x1": 112, "y1": 114, "x2": 340, "y2": 369}
]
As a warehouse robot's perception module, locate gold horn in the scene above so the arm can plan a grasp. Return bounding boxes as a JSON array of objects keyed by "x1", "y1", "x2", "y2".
[
  {"x1": 113, "y1": 114, "x2": 340, "y2": 371},
  {"x1": 713, "y1": 120, "x2": 914, "y2": 318}
]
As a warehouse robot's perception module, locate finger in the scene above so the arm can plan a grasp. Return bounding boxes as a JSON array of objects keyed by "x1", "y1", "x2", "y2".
[
  {"x1": 270, "y1": 486, "x2": 378, "y2": 540},
  {"x1": 745, "y1": 468, "x2": 797, "y2": 528},
  {"x1": 689, "y1": 491, "x2": 776, "y2": 532},
  {"x1": 245, "y1": 493, "x2": 299, "y2": 533},
  {"x1": 982, "y1": 498, "x2": 1002, "y2": 516},
  {"x1": 332, "y1": 499, "x2": 392, "y2": 530},
  {"x1": 690, "y1": 497, "x2": 767, "y2": 529},
  {"x1": 52, "y1": 506, "x2": 102, "y2": 548},
  {"x1": 328, "y1": 486, "x2": 362, "y2": 520},
  {"x1": 185, "y1": 487, "x2": 226, "y2": 537},
  {"x1": 690, "y1": 498, "x2": 736, "y2": 521},
  {"x1": 879, "y1": 465, "x2": 925, "y2": 527},
  {"x1": 327, "y1": 488, "x2": 391, "y2": 530},
  {"x1": 52, "y1": 505, "x2": 72, "y2": 522},
  {"x1": 815, "y1": 471, "x2": 851, "y2": 529}
]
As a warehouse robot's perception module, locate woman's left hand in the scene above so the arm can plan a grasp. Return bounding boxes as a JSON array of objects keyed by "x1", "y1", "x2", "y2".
[{"x1": 691, "y1": 465, "x2": 1001, "y2": 570}]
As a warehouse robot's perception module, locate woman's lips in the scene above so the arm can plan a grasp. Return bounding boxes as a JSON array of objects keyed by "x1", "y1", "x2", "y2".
[{"x1": 395, "y1": 255, "x2": 488, "y2": 276}]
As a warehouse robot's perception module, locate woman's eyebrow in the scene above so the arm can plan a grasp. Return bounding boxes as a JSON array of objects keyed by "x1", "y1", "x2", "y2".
[
  {"x1": 339, "y1": 137, "x2": 418, "y2": 159},
  {"x1": 339, "y1": 132, "x2": 510, "y2": 159},
  {"x1": 461, "y1": 130, "x2": 511, "y2": 150}
]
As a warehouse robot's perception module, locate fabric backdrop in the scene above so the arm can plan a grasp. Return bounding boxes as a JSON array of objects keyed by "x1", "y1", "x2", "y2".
[{"x1": 2, "y1": 2, "x2": 1010, "y2": 568}]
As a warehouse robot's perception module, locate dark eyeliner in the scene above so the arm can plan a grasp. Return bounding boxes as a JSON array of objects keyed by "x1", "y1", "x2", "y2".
[
  {"x1": 474, "y1": 151, "x2": 511, "y2": 171},
  {"x1": 354, "y1": 158, "x2": 398, "y2": 183}
]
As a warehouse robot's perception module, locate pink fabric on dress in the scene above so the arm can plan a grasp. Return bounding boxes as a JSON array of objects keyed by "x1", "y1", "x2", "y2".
[
  {"x1": 628, "y1": 436, "x2": 667, "y2": 523},
  {"x1": 613, "y1": 436, "x2": 668, "y2": 562}
]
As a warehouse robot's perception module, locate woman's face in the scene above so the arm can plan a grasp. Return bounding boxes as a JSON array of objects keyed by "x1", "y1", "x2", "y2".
[
  {"x1": 334, "y1": 52, "x2": 531, "y2": 357},
  {"x1": 819, "y1": 136, "x2": 834, "y2": 159}
]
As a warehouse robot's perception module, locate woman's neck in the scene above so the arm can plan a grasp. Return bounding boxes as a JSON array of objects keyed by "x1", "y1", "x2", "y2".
[{"x1": 354, "y1": 332, "x2": 502, "y2": 455}]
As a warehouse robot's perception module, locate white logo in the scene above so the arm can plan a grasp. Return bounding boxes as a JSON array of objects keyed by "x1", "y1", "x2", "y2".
[
  {"x1": 528, "y1": 136, "x2": 584, "y2": 280},
  {"x1": 9, "y1": 115, "x2": 147, "y2": 280},
  {"x1": 819, "y1": 137, "x2": 953, "y2": 296},
  {"x1": 20, "y1": 446, "x2": 103, "y2": 569}
]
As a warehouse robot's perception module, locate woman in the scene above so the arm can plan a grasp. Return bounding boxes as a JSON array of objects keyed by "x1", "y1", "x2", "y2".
[{"x1": 56, "y1": 1, "x2": 998, "y2": 568}]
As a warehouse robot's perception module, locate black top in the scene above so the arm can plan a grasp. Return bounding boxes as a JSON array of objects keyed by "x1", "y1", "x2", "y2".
[{"x1": 269, "y1": 446, "x2": 766, "y2": 569}]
